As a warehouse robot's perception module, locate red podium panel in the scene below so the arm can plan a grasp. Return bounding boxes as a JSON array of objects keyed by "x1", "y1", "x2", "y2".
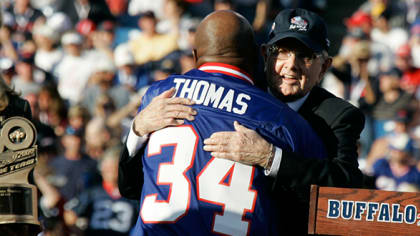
[{"x1": 308, "y1": 185, "x2": 420, "y2": 235}]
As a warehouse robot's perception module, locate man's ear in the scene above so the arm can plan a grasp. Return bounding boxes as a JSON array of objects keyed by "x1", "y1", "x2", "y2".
[
  {"x1": 261, "y1": 44, "x2": 269, "y2": 63},
  {"x1": 320, "y1": 56, "x2": 332, "y2": 76}
]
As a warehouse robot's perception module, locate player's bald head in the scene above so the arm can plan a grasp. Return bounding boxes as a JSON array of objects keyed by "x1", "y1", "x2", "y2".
[{"x1": 193, "y1": 10, "x2": 257, "y2": 74}]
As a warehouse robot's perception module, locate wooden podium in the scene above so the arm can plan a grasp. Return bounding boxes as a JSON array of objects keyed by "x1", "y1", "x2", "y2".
[{"x1": 308, "y1": 185, "x2": 420, "y2": 235}]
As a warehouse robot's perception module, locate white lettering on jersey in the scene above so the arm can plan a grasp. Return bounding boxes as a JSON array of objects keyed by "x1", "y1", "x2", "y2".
[
  {"x1": 173, "y1": 78, "x2": 251, "y2": 115},
  {"x1": 234, "y1": 93, "x2": 251, "y2": 115},
  {"x1": 203, "y1": 83, "x2": 224, "y2": 108},
  {"x1": 193, "y1": 80, "x2": 210, "y2": 104}
]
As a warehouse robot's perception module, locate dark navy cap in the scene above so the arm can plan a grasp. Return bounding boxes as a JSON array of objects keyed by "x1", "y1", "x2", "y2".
[{"x1": 267, "y1": 8, "x2": 330, "y2": 52}]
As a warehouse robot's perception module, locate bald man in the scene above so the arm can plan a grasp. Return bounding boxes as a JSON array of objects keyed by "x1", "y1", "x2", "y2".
[{"x1": 121, "y1": 11, "x2": 326, "y2": 235}]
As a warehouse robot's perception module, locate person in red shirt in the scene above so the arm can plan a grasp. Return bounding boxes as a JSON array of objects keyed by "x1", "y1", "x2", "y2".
[{"x1": 396, "y1": 44, "x2": 420, "y2": 93}]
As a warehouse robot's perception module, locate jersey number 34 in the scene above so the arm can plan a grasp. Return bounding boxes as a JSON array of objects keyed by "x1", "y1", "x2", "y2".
[{"x1": 140, "y1": 126, "x2": 257, "y2": 236}]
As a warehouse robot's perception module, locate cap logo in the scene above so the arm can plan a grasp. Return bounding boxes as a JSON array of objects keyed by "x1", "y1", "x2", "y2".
[{"x1": 289, "y1": 16, "x2": 308, "y2": 31}]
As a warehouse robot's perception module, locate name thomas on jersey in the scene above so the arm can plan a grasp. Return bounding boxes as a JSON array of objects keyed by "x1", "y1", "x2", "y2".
[{"x1": 173, "y1": 78, "x2": 251, "y2": 115}]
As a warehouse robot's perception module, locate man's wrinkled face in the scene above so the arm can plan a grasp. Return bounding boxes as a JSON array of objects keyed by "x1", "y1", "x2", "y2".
[{"x1": 264, "y1": 38, "x2": 329, "y2": 102}]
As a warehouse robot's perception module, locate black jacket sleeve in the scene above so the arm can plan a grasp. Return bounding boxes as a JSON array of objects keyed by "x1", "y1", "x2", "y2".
[
  {"x1": 118, "y1": 143, "x2": 145, "y2": 200},
  {"x1": 275, "y1": 103, "x2": 365, "y2": 189}
]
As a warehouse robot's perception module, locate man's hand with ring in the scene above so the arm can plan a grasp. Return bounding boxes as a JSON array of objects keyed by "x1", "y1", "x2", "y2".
[
  {"x1": 133, "y1": 87, "x2": 196, "y2": 136},
  {"x1": 203, "y1": 121, "x2": 273, "y2": 168}
]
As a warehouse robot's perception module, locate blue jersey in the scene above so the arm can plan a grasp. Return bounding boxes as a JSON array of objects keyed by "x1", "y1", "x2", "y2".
[
  {"x1": 373, "y1": 158, "x2": 420, "y2": 191},
  {"x1": 134, "y1": 63, "x2": 326, "y2": 236},
  {"x1": 70, "y1": 184, "x2": 139, "y2": 236}
]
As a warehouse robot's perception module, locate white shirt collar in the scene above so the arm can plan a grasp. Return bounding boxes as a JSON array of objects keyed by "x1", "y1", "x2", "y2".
[{"x1": 287, "y1": 92, "x2": 310, "y2": 111}]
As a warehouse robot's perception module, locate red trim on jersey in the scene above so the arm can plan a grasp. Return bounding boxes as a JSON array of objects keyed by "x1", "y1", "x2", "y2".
[
  {"x1": 218, "y1": 163, "x2": 235, "y2": 186},
  {"x1": 198, "y1": 63, "x2": 254, "y2": 85}
]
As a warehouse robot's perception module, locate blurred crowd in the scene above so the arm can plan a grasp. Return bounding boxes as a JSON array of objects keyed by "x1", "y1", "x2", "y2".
[{"x1": 0, "y1": 0, "x2": 419, "y2": 235}]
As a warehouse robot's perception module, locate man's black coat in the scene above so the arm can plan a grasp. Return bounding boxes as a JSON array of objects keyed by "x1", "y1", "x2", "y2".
[{"x1": 274, "y1": 86, "x2": 365, "y2": 235}]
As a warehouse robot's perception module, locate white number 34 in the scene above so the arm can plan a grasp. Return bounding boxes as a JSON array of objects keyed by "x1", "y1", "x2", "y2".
[{"x1": 140, "y1": 126, "x2": 257, "y2": 236}]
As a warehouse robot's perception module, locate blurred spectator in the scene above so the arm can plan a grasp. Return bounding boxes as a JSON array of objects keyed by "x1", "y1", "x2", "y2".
[
  {"x1": 348, "y1": 40, "x2": 378, "y2": 158},
  {"x1": 47, "y1": 95, "x2": 68, "y2": 137},
  {"x1": 11, "y1": 52, "x2": 49, "y2": 97},
  {"x1": 321, "y1": 55, "x2": 351, "y2": 99},
  {"x1": 67, "y1": 104, "x2": 90, "y2": 132},
  {"x1": 54, "y1": 31, "x2": 94, "y2": 105},
  {"x1": 364, "y1": 108, "x2": 414, "y2": 173},
  {"x1": 0, "y1": 75, "x2": 31, "y2": 120},
  {"x1": 105, "y1": 0, "x2": 128, "y2": 17},
  {"x1": 37, "y1": 84, "x2": 65, "y2": 125},
  {"x1": 0, "y1": 23, "x2": 19, "y2": 61},
  {"x1": 231, "y1": 0, "x2": 269, "y2": 32},
  {"x1": 345, "y1": 10, "x2": 373, "y2": 38},
  {"x1": 157, "y1": 0, "x2": 199, "y2": 50},
  {"x1": 358, "y1": 0, "x2": 407, "y2": 28},
  {"x1": 113, "y1": 43, "x2": 152, "y2": 91},
  {"x1": 340, "y1": 11, "x2": 393, "y2": 77},
  {"x1": 0, "y1": 58, "x2": 15, "y2": 85},
  {"x1": 48, "y1": 126, "x2": 100, "y2": 201},
  {"x1": 128, "y1": 11, "x2": 178, "y2": 65},
  {"x1": 76, "y1": 18, "x2": 97, "y2": 37},
  {"x1": 396, "y1": 44, "x2": 420, "y2": 94},
  {"x1": 405, "y1": 0, "x2": 420, "y2": 24},
  {"x1": 87, "y1": 20, "x2": 116, "y2": 62},
  {"x1": 372, "y1": 133, "x2": 420, "y2": 192},
  {"x1": 4, "y1": 0, "x2": 45, "y2": 36},
  {"x1": 371, "y1": 7, "x2": 409, "y2": 53},
  {"x1": 64, "y1": 145, "x2": 138, "y2": 235},
  {"x1": 82, "y1": 58, "x2": 130, "y2": 115},
  {"x1": 46, "y1": 12, "x2": 73, "y2": 35},
  {"x1": 349, "y1": 40, "x2": 375, "y2": 106},
  {"x1": 56, "y1": 0, "x2": 114, "y2": 25},
  {"x1": 152, "y1": 57, "x2": 179, "y2": 81},
  {"x1": 214, "y1": 0, "x2": 234, "y2": 11},
  {"x1": 410, "y1": 19, "x2": 420, "y2": 68},
  {"x1": 363, "y1": 68, "x2": 415, "y2": 140},
  {"x1": 84, "y1": 117, "x2": 112, "y2": 160},
  {"x1": 179, "y1": 50, "x2": 195, "y2": 74},
  {"x1": 32, "y1": 24, "x2": 63, "y2": 73},
  {"x1": 127, "y1": 0, "x2": 165, "y2": 19},
  {"x1": 24, "y1": 92, "x2": 57, "y2": 154},
  {"x1": 106, "y1": 90, "x2": 143, "y2": 138}
]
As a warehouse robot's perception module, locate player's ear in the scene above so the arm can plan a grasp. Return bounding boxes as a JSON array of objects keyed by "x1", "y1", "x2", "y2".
[{"x1": 192, "y1": 49, "x2": 198, "y2": 64}]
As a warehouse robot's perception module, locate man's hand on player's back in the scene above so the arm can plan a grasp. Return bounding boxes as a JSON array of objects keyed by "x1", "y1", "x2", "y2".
[{"x1": 133, "y1": 87, "x2": 196, "y2": 137}]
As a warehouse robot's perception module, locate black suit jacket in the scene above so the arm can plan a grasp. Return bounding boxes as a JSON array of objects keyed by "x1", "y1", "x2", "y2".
[
  {"x1": 274, "y1": 86, "x2": 365, "y2": 235},
  {"x1": 118, "y1": 86, "x2": 366, "y2": 234},
  {"x1": 118, "y1": 142, "x2": 144, "y2": 200}
]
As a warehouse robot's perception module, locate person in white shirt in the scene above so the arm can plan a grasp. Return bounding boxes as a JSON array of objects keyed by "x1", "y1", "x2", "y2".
[{"x1": 54, "y1": 31, "x2": 94, "y2": 105}]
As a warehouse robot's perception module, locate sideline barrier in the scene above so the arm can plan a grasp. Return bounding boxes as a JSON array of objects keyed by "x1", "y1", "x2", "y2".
[{"x1": 308, "y1": 185, "x2": 420, "y2": 235}]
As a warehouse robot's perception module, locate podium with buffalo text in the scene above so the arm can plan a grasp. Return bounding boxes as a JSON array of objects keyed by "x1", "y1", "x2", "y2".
[{"x1": 308, "y1": 185, "x2": 420, "y2": 235}]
